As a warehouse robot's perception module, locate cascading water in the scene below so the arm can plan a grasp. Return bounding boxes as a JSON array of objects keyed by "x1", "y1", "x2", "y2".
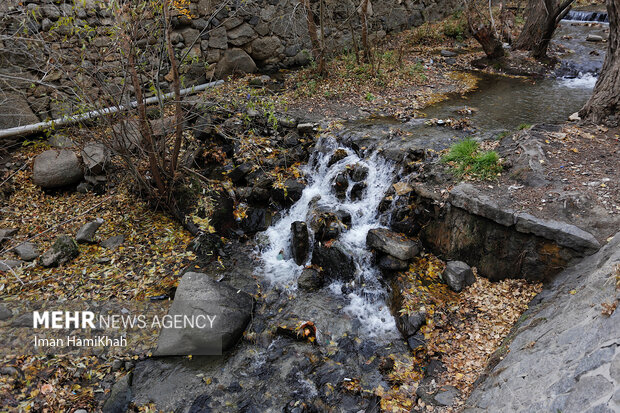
[
  {"x1": 259, "y1": 136, "x2": 399, "y2": 337},
  {"x1": 563, "y1": 10, "x2": 609, "y2": 23}
]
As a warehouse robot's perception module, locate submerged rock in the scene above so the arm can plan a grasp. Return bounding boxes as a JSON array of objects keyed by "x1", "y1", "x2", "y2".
[
  {"x1": 290, "y1": 221, "x2": 309, "y2": 265},
  {"x1": 155, "y1": 272, "x2": 253, "y2": 355},
  {"x1": 40, "y1": 235, "x2": 79, "y2": 267},
  {"x1": 367, "y1": 228, "x2": 420, "y2": 261},
  {"x1": 442, "y1": 261, "x2": 475, "y2": 292}
]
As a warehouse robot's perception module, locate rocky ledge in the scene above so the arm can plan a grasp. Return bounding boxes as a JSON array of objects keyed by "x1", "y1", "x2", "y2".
[{"x1": 464, "y1": 232, "x2": 620, "y2": 412}]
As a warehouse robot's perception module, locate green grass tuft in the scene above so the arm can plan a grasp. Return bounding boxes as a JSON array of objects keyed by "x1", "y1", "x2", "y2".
[{"x1": 443, "y1": 138, "x2": 503, "y2": 180}]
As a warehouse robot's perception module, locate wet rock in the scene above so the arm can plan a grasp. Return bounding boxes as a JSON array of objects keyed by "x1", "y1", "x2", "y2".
[
  {"x1": 75, "y1": 218, "x2": 104, "y2": 244},
  {"x1": 155, "y1": 272, "x2": 253, "y2": 355},
  {"x1": 351, "y1": 182, "x2": 366, "y2": 201},
  {"x1": 291, "y1": 221, "x2": 309, "y2": 265},
  {"x1": 328, "y1": 149, "x2": 348, "y2": 167},
  {"x1": 0, "y1": 260, "x2": 22, "y2": 272},
  {"x1": 297, "y1": 123, "x2": 317, "y2": 135},
  {"x1": 396, "y1": 311, "x2": 426, "y2": 337},
  {"x1": 271, "y1": 179, "x2": 305, "y2": 206},
  {"x1": 333, "y1": 172, "x2": 349, "y2": 198},
  {"x1": 442, "y1": 261, "x2": 475, "y2": 292},
  {"x1": 33, "y1": 150, "x2": 83, "y2": 189},
  {"x1": 102, "y1": 372, "x2": 132, "y2": 413},
  {"x1": 349, "y1": 164, "x2": 369, "y2": 182},
  {"x1": 297, "y1": 267, "x2": 323, "y2": 291},
  {"x1": 40, "y1": 235, "x2": 79, "y2": 267},
  {"x1": 241, "y1": 208, "x2": 272, "y2": 233},
  {"x1": 367, "y1": 228, "x2": 420, "y2": 261},
  {"x1": 0, "y1": 228, "x2": 18, "y2": 245},
  {"x1": 311, "y1": 241, "x2": 356, "y2": 281},
  {"x1": 309, "y1": 210, "x2": 345, "y2": 242},
  {"x1": 13, "y1": 242, "x2": 39, "y2": 261},
  {"x1": 378, "y1": 254, "x2": 409, "y2": 271},
  {"x1": 101, "y1": 235, "x2": 124, "y2": 250},
  {"x1": 81, "y1": 142, "x2": 110, "y2": 175}
]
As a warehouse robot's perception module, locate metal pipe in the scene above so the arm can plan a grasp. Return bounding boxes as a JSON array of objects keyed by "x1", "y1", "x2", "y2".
[{"x1": 0, "y1": 80, "x2": 224, "y2": 140}]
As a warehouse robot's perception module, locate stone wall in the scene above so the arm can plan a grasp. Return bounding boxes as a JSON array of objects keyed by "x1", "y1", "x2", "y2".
[{"x1": 0, "y1": 0, "x2": 460, "y2": 126}]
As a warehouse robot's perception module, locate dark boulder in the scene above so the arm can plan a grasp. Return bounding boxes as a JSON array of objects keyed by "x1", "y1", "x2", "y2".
[
  {"x1": 367, "y1": 228, "x2": 420, "y2": 261},
  {"x1": 328, "y1": 149, "x2": 348, "y2": 167},
  {"x1": 297, "y1": 267, "x2": 323, "y2": 292},
  {"x1": 291, "y1": 221, "x2": 309, "y2": 265},
  {"x1": 240, "y1": 208, "x2": 272, "y2": 233},
  {"x1": 378, "y1": 254, "x2": 409, "y2": 271},
  {"x1": 311, "y1": 241, "x2": 356, "y2": 282},
  {"x1": 271, "y1": 179, "x2": 305, "y2": 206},
  {"x1": 351, "y1": 182, "x2": 366, "y2": 201},
  {"x1": 349, "y1": 164, "x2": 368, "y2": 182}
]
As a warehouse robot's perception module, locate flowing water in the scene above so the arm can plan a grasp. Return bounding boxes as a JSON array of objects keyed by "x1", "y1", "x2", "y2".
[
  {"x1": 257, "y1": 17, "x2": 608, "y2": 340},
  {"x1": 260, "y1": 137, "x2": 399, "y2": 337}
]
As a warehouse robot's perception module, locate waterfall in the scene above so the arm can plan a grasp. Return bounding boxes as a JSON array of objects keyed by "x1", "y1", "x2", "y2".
[
  {"x1": 259, "y1": 136, "x2": 399, "y2": 337},
  {"x1": 563, "y1": 10, "x2": 609, "y2": 23}
]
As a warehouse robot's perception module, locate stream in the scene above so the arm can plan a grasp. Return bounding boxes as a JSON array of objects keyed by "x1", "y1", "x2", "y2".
[{"x1": 131, "y1": 15, "x2": 608, "y2": 412}]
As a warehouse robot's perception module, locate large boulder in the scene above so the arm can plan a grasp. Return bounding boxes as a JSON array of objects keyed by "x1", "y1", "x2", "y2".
[
  {"x1": 311, "y1": 241, "x2": 356, "y2": 282},
  {"x1": 250, "y1": 36, "x2": 283, "y2": 61},
  {"x1": 291, "y1": 221, "x2": 309, "y2": 265},
  {"x1": 214, "y1": 49, "x2": 257, "y2": 78},
  {"x1": 40, "y1": 235, "x2": 79, "y2": 267},
  {"x1": 33, "y1": 150, "x2": 83, "y2": 188},
  {"x1": 366, "y1": 228, "x2": 420, "y2": 261},
  {"x1": 154, "y1": 272, "x2": 254, "y2": 355}
]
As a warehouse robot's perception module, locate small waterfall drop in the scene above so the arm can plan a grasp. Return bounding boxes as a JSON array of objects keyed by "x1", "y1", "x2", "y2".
[
  {"x1": 563, "y1": 10, "x2": 609, "y2": 23},
  {"x1": 259, "y1": 136, "x2": 398, "y2": 337}
]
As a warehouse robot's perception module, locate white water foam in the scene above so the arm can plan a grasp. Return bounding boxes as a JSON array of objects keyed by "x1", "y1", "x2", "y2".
[
  {"x1": 560, "y1": 73, "x2": 598, "y2": 89},
  {"x1": 259, "y1": 136, "x2": 398, "y2": 337}
]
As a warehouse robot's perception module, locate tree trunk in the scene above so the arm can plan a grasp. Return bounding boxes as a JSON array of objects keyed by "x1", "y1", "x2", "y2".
[
  {"x1": 465, "y1": 0, "x2": 505, "y2": 59},
  {"x1": 580, "y1": 0, "x2": 620, "y2": 124},
  {"x1": 301, "y1": 0, "x2": 327, "y2": 76},
  {"x1": 471, "y1": 24, "x2": 505, "y2": 58},
  {"x1": 514, "y1": 0, "x2": 574, "y2": 58}
]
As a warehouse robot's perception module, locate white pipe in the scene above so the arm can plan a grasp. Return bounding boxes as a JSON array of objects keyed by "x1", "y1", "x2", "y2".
[{"x1": 0, "y1": 80, "x2": 224, "y2": 140}]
